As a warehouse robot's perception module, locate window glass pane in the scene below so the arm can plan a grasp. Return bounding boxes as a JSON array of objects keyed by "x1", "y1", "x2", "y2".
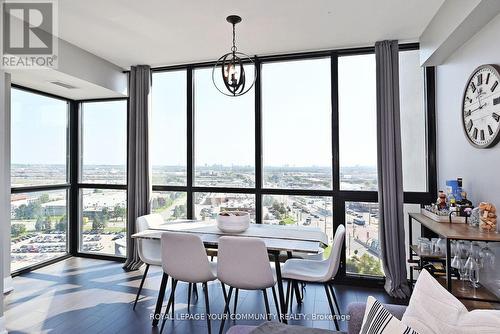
[
  {"x1": 81, "y1": 100, "x2": 127, "y2": 184},
  {"x1": 345, "y1": 201, "x2": 383, "y2": 276},
  {"x1": 262, "y1": 195, "x2": 333, "y2": 241},
  {"x1": 194, "y1": 193, "x2": 256, "y2": 222},
  {"x1": 339, "y1": 55, "x2": 378, "y2": 191},
  {"x1": 262, "y1": 59, "x2": 332, "y2": 190},
  {"x1": 11, "y1": 89, "x2": 68, "y2": 187},
  {"x1": 80, "y1": 189, "x2": 127, "y2": 256},
  {"x1": 194, "y1": 67, "x2": 255, "y2": 188},
  {"x1": 151, "y1": 71, "x2": 187, "y2": 186},
  {"x1": 151, "y1": 191, "x2": 187, "y2": 221},
  {"x1": 11, "y1": 190, "x2": 68, "y2": 272},
  {"x1": 399, "y1": 50, "x2": 427, "y2": 192}
]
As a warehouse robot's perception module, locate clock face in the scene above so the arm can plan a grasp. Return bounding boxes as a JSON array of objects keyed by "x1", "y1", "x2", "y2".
[{"x1": 462, "y1": 64, "x2": 500, "y2": 148}]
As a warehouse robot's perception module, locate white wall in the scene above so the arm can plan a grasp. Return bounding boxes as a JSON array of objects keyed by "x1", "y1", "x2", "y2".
[
  {"x1": 436, "y1": 12, "x2": 500, "y2": 297},
  {"x1": 0, "y1": 70, "x2": 11, "y2": 334}
]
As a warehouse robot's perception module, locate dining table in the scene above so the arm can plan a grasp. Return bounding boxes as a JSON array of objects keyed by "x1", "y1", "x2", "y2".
[{"x1": 131, "y1": 219, "x2": 329, "y2": 325}]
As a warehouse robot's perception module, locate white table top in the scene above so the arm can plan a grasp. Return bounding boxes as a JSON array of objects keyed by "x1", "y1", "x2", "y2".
[{"x1": 132, "y1": 220, "x2": 328, "y2": 254}]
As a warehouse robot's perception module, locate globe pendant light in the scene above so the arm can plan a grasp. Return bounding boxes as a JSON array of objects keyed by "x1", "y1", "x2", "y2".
[{"x1": 212, "y1": 15, "x2": 256, "y2": 97}]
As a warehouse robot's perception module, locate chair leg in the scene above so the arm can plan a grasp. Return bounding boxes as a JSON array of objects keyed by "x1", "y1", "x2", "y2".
[
  {"x1": 233, "y1": 288, "x2": 239, "y2": 314},
  {"x1": 193, "y1": 282, "x2": 198, "y2": 300},
  {"x1": 152, "y1": 273, "x2": 169, "y2": 327},
  {"x1": 187, "y1": 282, "x2": 192, "y2": 313},
  {"x1": 133, "y1": 264, "x2": 150, "y2": 310},
  {"x1": 203, "y1": 282, "x2": 212, "y2": 334},
  {"x1": 289, "y1": 280, "x2": 295, "y2": 313},
  {"x1": 219, "y1": 286, "x2": 233, "y2": 334},
  {"x1": 328, "y1": 283, "x2": 341, "y2": 316},
  {"x1": 285, "y1": 279, "x2": 292, "y2": 316},
  {"x1": 160, "y1": 279, "x2": 178, "y2": 333},
  {"x1": 271, "y1": 286, "x2": 281, "y2": 319},
  {"x1": 262, "y1": 289, "x2": 271, "y2": 321},
  {"x1": 323, "y1": 283, "x2": 339, "y2": 331},
  {"x1": 293, "y1": 280, "x2": 302, "y2": 305}
]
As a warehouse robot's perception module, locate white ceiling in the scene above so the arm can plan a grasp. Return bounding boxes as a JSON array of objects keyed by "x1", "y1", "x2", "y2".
[{"x1": 57, "y1": 0, "x2": 445, "y2": 69}]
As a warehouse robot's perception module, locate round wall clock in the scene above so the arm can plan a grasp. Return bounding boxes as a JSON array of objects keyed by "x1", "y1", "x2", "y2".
[{"x1": 462, "y1": 64, "x2": 500, "y2": 148}]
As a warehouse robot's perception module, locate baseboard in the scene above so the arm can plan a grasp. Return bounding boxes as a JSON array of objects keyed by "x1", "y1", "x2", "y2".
[
  {"x1": 3, "y1": 276, "x2": 13, "y2": 294},
  {"x1": 0, "y1": 316, "x2": 7, "y2": 334}
]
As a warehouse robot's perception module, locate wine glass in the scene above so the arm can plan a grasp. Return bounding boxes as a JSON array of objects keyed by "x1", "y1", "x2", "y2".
[
  {"x1": 470, "y1": 242, "x2": 481, "y2": 261},
  {"x1": 480, "y1": 243, "x2": 495, "y2": 269},
  {"x1": 451, "y1": 255, "x2": 468, "y2": 292},
  {"x1": 467, "y1": 257, "x2": 480, "y2": 297}
]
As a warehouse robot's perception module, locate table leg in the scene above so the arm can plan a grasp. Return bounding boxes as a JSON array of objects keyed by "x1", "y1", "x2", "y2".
[
  {"x1": 408, "y1": 214, "x2": 413, "y2": 290},
  {"x1": 446, "y1": 238, "x2": 452, "y2": 291},
  {"x1": 273, "y1": 251, "x2": 287, "y2": 324},
  {"x1": 152, "y1": 273, "x2": 168, "y2": 327}
]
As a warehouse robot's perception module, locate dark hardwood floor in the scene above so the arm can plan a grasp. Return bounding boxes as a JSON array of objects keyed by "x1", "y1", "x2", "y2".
[{"x1": 4, "y1": 258, "x2": 407, "y2": 333}]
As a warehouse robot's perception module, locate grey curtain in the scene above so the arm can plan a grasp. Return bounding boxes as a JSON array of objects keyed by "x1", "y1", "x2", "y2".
[
  {"x1": 375, "y1": 41, "x2": 410, "y2": 298},
  {"x1": 123, "y1": 65, "x2": 151, "y2": 271}
]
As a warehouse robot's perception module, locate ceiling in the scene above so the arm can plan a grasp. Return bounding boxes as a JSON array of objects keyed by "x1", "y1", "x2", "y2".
[{"x1": 57, "y1": 0, "x2": 445, "y2": 69}]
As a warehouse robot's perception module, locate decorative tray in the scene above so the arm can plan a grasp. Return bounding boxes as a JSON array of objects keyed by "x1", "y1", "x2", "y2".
[{"x1": 421, "y1": 208, "x2": 467, "y2": 224}]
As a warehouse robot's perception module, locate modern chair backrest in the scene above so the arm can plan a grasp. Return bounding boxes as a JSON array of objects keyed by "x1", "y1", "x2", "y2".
[
  {"x1": 136, "y1": 214, "x2": 163, "y2": 265},
  {"x1": 217, "y1": 236, "x2": 275, "y2": 290},
  {"x1": 323, "y1": 224, "x2": 346, "y2": 281},
  {"x1": 161, "y1": 232, "x2": 215, "y2": 283}
]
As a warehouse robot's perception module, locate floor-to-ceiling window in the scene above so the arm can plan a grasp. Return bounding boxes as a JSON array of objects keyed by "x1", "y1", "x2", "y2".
[
  {"x1": 10, "y1": 87, "x2": 70, "y2": 273},
  {"x1": 148, "y1": 44, "x2": 435, "y2": 282},
  {"x1": 78, "y1": 99, "x2": 128, "y2": 257}
]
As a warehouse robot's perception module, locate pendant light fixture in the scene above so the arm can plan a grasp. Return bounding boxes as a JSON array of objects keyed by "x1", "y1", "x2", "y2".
[{"x1": 212, "y1": 15, "x2": 256, "y2": 97}]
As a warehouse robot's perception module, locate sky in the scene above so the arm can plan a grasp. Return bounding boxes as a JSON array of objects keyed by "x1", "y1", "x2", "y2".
[
  {"x1": 150, "y1": 55, "x2": 378, "y2": 168},
  {"x1": 12, "y1": 52, "x2": 422, "y2": 170}
]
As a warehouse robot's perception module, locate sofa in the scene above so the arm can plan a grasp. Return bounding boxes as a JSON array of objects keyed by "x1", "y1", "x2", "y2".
[{"x1": 226, "y1": 302, "x2": 407, "y2": 334}]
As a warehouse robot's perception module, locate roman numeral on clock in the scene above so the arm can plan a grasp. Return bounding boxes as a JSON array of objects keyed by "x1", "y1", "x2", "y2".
[
  {"x1": 488, "y1": 125, "x2": 494, "y2": 136},
  {"x1": 467, "y1": 119, "x2": 473, "y2": 132},
  {"x1": 478, "y1": 73, "x2": 483, "y2": 85},
  {"x1": 471, "y1": 82, "x2": 476, "y2": 92},
  {"x1": 473, "y1": 127, "x2": 478, "y2": 140},
  {"x1": 480, "y1": 129, "x2": 485, "y2": 141},
  {"x1": 493, "y1": 113, "x2": 500, "y2": 122},
  {"x1": 492, "y1": 81, "x2": 498, "y2": 92},
  {"x1": 494, "y1": 96, "x2": 500, "y2": 105},
  {"x1": 486, "y1": 73, "x2": 491, "y2": 85}
]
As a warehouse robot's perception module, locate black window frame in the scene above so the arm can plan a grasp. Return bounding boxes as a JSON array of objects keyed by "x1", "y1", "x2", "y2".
[
  {"x1": 10, "y1": 84, "x2": 73, "y2": 276},
  {"x1": 73, "y1": 97, "x2": 129, "y2": 261},
  {"x1": 150, "y1": 43, "x2": 437, "y2": 284}
]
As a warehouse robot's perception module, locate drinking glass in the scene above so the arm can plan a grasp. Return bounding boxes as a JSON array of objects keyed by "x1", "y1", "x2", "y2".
[
  {"x1": 470, "y1": 242, "x2": 481, "y2": 261},
  {"x1": 467, "y1": 258, "x2": 480, "y2": 296},
  {"x1": 480, "y1": 244, "x2": 495, "y2": 269},
  {"x1": 451, "y1": 255, "x2": 468, "y2": 292}
]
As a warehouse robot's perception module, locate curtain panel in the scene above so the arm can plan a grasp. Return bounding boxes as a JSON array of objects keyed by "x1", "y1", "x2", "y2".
[
  {"x1": 375, "y1": 40, "x2": 410, "y2": 298},
  {"x1": 123, "y1": 65, "x2": 152, "y2": 271}
]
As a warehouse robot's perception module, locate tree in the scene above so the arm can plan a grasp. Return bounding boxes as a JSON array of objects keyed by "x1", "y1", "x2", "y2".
[
  {"x1": 114, "y1": 205, "x2": 126, "y2": 221},
  {"x1": 92, "y1": 212, "x2": 106, "y2": 231},
  {"x1": 39, "y1": 193, "x2": 50, "y2": 204},
  {"x1": 279, "y1": 217, "x2": 296, "y2": 225},
  {"x1": 56, "y1": 216, "x2": 67, "y2": 232},
  {"x1": 35, "y1": 217, "x2": 45, "y2": 231},
  {"x1": 11, "y1": 223, "x2": 26, "y2": 237},
  {"x1": 346, "y1": 254, "x2": 383, "y2": 276}
]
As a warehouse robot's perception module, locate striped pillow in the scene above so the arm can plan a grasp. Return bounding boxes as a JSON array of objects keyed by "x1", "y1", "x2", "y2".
[{"x1": 360, "y1": 296, "x2": 418, "y2": 334}]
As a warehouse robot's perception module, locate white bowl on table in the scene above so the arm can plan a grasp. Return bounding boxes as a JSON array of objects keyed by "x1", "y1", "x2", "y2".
[{"x1": 216, "y1": 211, "x2": 250, "y2": 233}]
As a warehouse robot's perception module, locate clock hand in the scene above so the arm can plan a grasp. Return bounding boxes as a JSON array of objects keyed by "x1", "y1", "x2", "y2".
[{"x1": 465, "y1": 103, "x2": 487, "y2": 117}]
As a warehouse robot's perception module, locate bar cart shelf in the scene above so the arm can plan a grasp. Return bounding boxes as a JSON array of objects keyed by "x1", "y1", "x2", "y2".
[{"x1": 408, "y1": 213, "x2": 500, "y2": 307}]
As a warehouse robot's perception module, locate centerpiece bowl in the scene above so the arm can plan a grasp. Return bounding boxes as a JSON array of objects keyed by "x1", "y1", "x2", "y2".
[{"x1": 216, "y1": 211, "x2": 250, "y2": 233}]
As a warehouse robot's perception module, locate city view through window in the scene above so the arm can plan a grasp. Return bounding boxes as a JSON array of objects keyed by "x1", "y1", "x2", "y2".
[{"x1": 10, "y1": 50, "x2": 426, "y2": 277}]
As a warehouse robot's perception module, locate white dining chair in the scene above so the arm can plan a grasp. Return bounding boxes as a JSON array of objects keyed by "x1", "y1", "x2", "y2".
[
  {"x1": 133, "y1": 214, "x2": 163, "y2": 310},
  {"x1": 159, "y1": 232, "x2": 217, "y2": 334},
  {"x1": 282, "y1": 224, "x2": 345, "y2": 331},
  {"x1": 217, "y1": 236, "x2": 280, "y2": 334}
]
